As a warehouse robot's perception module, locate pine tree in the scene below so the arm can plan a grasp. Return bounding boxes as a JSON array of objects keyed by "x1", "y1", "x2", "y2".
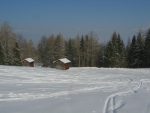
[
  {"x1": 74, "y1": 35, "x2": 81, "y2": 67},
  {"x1": 135, "y1": 33, "x2": 145, "y2": 67},
  {"x1": 116, "y1": 34, "x2": 127, "y2": 67},
  {"x1": 144, "y1": 29, "x2": 150, "y2": 67},
  {"x1": 128, "y1": 35, "x2": 137, "y2": 68},
  {"x1": 65, "y1": 38, "x2": 77, "y2": 66},
  {"x1": 38, "y1": 36, "x2": 49, "y2": 66},
  {"x1": 104, "y1": 32, "x2": 126, "y2": 67},
  {"x1": 126, "y1": 38, "x2": 131, "y2": 67},
  {"x1": 110, "y1": 32, "x2": 120, "y2": 67},
  {"x1": 13, "y1": 42, "x2": 22, "y2": 66},
  {"x1": 104, "y1": 41, "x2": 113, "y2": 67},
  {"x1": 47, "y1": 35, "x2": 55, "y2": 67},
  {"x1": 98, "y1": 45, "x2": 106, "y2": 67},
  {"x1": 80, "y1": 36, "x2": 85, "y2": 66},
  {"x1": 0, "y1": 43, "x2": 4, "y2": 65},
  {"x1": 54, "y1": 34, "x2": 65, "y2": 60}
]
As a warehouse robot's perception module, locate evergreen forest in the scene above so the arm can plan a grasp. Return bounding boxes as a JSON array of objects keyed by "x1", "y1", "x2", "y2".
[{"x1": 0, "y1": 23, "x2": 150, "y2": 68}]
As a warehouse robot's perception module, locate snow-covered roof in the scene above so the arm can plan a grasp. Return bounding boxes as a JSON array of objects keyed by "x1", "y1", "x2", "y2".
[
  {"x1": 59, "y1": 58, "x2": 71, "y2": 64},
  {"x1": 24, "y1": 58, "x2": 34, "y2": 63}
]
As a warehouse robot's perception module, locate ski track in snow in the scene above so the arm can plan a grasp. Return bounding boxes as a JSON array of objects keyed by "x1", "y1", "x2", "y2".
[
  {"x1": 0, "y1": 66, "x2": 150, "y2": 113},
  {"x1": 103, "y1": 79, "x2": 150, "y2": 113}
]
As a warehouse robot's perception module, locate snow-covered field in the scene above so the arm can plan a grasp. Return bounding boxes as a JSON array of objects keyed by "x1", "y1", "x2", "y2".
[{"x1": 0, "y1": 65, "x2": 150, "y2": 113}]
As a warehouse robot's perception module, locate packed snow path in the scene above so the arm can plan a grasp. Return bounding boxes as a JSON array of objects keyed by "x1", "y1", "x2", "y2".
[{"x1": 0, "y1": 65, "x2": 150, "y2": 113}]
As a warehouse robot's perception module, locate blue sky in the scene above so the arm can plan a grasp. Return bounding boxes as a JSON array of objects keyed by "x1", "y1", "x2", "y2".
[{"x1": 0, "y1": 0, "x2": 150, "y2": 43}]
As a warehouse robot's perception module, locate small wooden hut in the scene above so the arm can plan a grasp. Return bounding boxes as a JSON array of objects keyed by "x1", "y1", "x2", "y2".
[
  {"x1": 53, "y1": 58, "x2": 71, "y2": 70},
  {"x1": 22, "y1": 58, "x2": 34, "y2": 67}
]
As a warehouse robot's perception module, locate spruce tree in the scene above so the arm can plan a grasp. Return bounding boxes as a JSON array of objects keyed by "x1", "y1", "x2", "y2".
[
  {"x1": 144, "y1": 29, "x2": 150, "y2": 67},
  {"x1": 98, "y1": 45, "x2": 106, "y2": 67},
  {"x1": 104, "y1": 41, "x2": 113, "y2": 67},
  {"x1": 65, "y1": 38, "x2": 77, "y2": 66},
  {"x1": 80, "y1": 36, "x2": 85, "y2": 66},
  {"x1": 13, "y1": 42, "x2": 22, "y2": 66},
  {"x1": 117, "y1": 34, "x2": 127, "y2": 67},
  {"x1": 54, "y1": 34, "x2": 65, "y2": 60},
  {"x1": 47, "y1": 35, "x2": 55, "y2": 67},
  {"x1": 126, "y1": 38, "x2": 131, "y2": 67},
  {"x1": 128, "y1": 35, "x2": 137, "y2": 68},
  {"x1": 38, "y1": 36, "x2": 49, "y2": 66},
  {"x1": 0, "y1": 43, "x2": 4, "y2": 65},
  {"x1": 135, "y1": 33, "x2": 144, "y2": 67},
  {"x1": 105, "y1": 32, "x2": 126, "y2": 67}
]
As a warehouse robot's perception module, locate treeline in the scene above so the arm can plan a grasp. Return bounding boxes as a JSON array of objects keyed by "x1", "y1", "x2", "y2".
[
  {"x1": 38, "y1": 32, "x2": 100, "y2": 67},
  {"x1": 37, "y1": 29, "x2": 150, "y2": 68},
  {"x1": 0, "y1": 23, "x2": 150, "y2": 68},
  {"x1": 101, "y1": 31, "x2": 150, "y2": 68}
]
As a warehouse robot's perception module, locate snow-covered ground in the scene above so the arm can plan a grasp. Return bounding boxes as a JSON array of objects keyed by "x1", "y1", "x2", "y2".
[{"x1": 0, "y1": 65, "x2": 150, "y2": 113}]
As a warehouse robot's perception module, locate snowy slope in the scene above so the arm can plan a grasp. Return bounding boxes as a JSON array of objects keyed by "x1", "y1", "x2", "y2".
[{"x1": 0, "y1": 65, "x2": 150, "y2": 113}]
